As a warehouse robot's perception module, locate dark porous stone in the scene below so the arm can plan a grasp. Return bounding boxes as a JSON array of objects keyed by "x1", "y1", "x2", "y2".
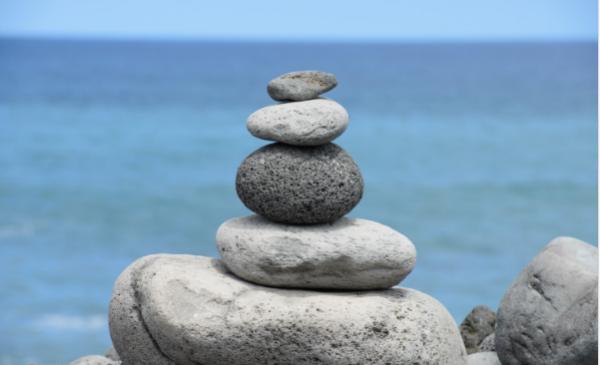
[
  {"x1": 267, "y1": 70, "x2": 337, "y2": 101},
  {"x1": 236, "y1": 143, "x2": 363, "y2": 224},
  {"x1": 460, "y1": 305, "x2": 496, "y2": 354}
]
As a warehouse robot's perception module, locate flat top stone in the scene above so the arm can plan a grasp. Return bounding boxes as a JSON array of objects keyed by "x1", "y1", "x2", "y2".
[
  {"x1": 110, "y1": 254, "x2": 468, "y2": 365},
  {"x1": 247, "y1": 99, "x2": 349, "y2": 146},
  {"x1": 267, "y1": 71, "x2": 337, "y2": 101},
  {"x1": 216, "y1": 215, "x2": 416, "y2": 290}
]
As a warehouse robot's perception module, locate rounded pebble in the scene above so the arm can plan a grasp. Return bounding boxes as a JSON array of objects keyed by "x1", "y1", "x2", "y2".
[{"x1": 247, "y1": 99, "x2": 348, "y2": 146}]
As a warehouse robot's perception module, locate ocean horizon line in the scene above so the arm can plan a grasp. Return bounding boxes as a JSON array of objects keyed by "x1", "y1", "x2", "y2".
[{"x1": 0, "y1": 33, "x2": 596, "y2": 45}]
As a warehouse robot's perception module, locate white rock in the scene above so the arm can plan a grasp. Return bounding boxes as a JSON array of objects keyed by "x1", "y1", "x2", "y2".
[
  {"x1": 468, "y1": 352, "x2": 501, "y2": 365},
  {"x1": 496, "y1": 236, "x2": 598, "y2": 365},
  {"x1": 246, "y1": 99, "x2": 348, "y2": 146},
  {"x1": 216, "y1": 215, "x2": 416, "y2": 290},
  {"x1": 109, "y1": 254, "x2": 468, "y2": 365}
]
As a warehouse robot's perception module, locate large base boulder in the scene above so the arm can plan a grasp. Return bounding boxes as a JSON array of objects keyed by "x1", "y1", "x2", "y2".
[
  {"x1": 496, "y1": 236, "x2": 598, "y2": 365},
  {"x1": 109, "y1": 254, "x2": 467, "y2": 365}
]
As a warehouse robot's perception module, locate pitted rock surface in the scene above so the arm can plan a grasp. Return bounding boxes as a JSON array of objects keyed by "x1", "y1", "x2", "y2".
[
  {"x1": 109, "y1": 254, "x2": 468, "y2": 365},
  {"x1": 236, "y1": 143, "x2": 363, "y2": 224},
  {"x1": 478, "y1": 334, "x2": 496, "y2": 352}
]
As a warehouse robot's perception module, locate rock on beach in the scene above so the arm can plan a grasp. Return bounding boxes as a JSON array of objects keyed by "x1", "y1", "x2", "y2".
[
  {"x1": 478, "y1": 333, "x2": 496, "y2": 352},
  {"x1": 109, "y1": 254, "x2": 468, "y2": 365},
  {"x1": 236, "y1": 143, "x2": 363, "y2": 224},
  {"x1": 216, "y1": 215, "x2": 416, "y2": 290},
  {"x1": 247, "y1": 99, "x2": 349, "y2": 146},
  {"x1": 495, "y1": 236, "x2": 598, "y2": 365},
  {"x1": 459, "y1": 305, "x2": 496, "y2": 354},
  {"x1": 267, "y1": 70, "x2": 337, "y2": 101}
]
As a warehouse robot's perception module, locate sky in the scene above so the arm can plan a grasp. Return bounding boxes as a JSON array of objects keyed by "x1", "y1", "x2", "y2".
[{"x1": 0, "y1": 0, "x2": 597, "y2": 41}]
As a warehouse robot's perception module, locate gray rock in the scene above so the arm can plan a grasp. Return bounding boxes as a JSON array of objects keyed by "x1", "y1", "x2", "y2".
[
  {"x1": 109, "y1": 255, "x2": 175, "y2": 365},
  {"x1": 69, "y1": 355, "x2": 119, "y2": 365},
  {"x1": 467, "y1": 352, "x2": 501, "y2": 365},
  {"x1": 110, "y1": 254, "x2": 468, "y2": 365},
  {"x1": 460, "y1": 305, "x2": 496, "y2": 354},
  {"x1": 478, "y1": 333, "x2": 496, "y2": 352},
  {"x1": 236, "y1": 143, "x2": 363, "y2": 224},
  {"x1": 496, "y1": 236, "x2": 598, "y2": 365},
  {"x1": 216, "y1": 215, "x2": 416, "y2": 290},
  {"x1": 247, "y1": 99, "x2": 349, "y2": 146},
  {"x1": 267, "y1": 70, "x2": 337, "y2": 101}
]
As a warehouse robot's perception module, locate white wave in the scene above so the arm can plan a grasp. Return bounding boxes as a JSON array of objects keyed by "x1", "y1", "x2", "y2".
[
  {"x1": 35, "y1": 314, "x2": 106, "y2": 331},
  {"x1": 0, "y1": 221, "x2": 38, "y2": 238}
]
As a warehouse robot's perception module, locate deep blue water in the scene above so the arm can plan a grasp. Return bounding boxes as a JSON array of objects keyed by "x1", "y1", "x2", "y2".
[{"x1": 0, "y1": 39, "x2": 596, "y2": 364}]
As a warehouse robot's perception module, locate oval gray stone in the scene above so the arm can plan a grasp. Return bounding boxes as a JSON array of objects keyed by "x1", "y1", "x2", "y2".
[
  {"x1": 109, "y1": 254, "x2": 468, "y2": 365},
  {"x1": 216, "y1": 215, "x2": 416, "y2": 290},
  {"x1": 247, "y1": 99, "x2": 349, "y2": 146},
  {"x1": 236, "y1": 143, "x2": 363, "y2": 224},
  {"x1": 267, "y1": 70, "x2": 337, "y2": 101},
  {"x1": 467, "y1": 352, "x2": 501, "y2": 365},
  {"x1": 496, "y1": 236, "x2": 598, "y2": 365}
]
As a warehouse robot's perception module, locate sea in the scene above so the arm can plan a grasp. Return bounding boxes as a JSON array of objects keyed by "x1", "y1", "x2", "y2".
[{"x1": 0, "y1": 38, "x2": 596, "y2": 364}]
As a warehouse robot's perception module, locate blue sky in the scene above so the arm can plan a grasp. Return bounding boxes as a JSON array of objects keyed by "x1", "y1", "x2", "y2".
[{"x1": 0, "y1": 0, "x2": 596, "y2": 41}]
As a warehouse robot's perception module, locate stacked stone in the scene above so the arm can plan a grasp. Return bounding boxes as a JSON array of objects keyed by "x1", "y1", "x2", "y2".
[
  {"x1": 219, "y1": 70, "x2": 417, "y2": 290},
  {"x1": 107, "y1": 71, "x2": 469, "y2": 365}
]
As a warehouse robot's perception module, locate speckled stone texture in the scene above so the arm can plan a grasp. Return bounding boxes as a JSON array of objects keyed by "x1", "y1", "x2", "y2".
[
  {"x1": 478, "y1": 334, "x2": 496, "y2": 352},
  {"x1": 467, "y1": 352, "x2": 501, "y2": 365},
  {"x1": 216, "y1": 215, "x2": 416, "y2": 290},
  {"x1": 496, "y1": 236, "x2": 598, "y2": 365},
  {"x1": 460, "y1": 305, "x2": 496, "y2": 354},
  {"x1": 109, "y1": 254, "x2": 468, "y2": 365},
  {"x1": 236, "y1": 143, "x2": 363, "y2": 224},
  {"x1": 247, "y1": 99, "x2": 349, "y2": 146},
  {"x1": 267, "y1": 70, "x2": 337, "y2": 101}
]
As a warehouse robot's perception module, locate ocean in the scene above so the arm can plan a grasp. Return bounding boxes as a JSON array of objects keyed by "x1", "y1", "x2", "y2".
[{"x1": 0, "y1": 39, "x2": 596, "y2": 364}]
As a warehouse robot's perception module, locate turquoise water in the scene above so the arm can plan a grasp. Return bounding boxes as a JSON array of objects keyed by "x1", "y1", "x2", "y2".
[{"x1": 0, "y1": 39, "x2": 596, "y2": 364}]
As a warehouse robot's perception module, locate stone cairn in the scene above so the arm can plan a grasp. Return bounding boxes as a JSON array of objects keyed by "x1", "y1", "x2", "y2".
[{"x1": 106, "y1": 71, "x2": 469, "y2": 365}]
